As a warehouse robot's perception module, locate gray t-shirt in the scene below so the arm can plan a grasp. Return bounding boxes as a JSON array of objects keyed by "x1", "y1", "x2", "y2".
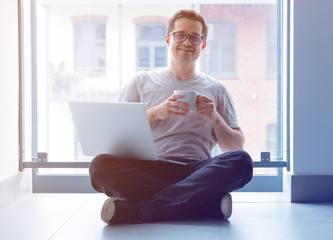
[{"x1": 118, "y1": 67, "x2": 239, "y2": 160}]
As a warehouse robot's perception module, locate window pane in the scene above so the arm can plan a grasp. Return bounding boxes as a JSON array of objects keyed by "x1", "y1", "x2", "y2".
[
  {"x1": 203, "y1": 21, "x2": 236, "y2": 77},
  {"x1": 266, "y1": 123, "x2": 277, "y2": 156},
  {"x1": 73, "y1": 20, "x2": 106, "y2": 78},
  {"x1": 221, "y1": 42, "x2": 235, "y2": 73},
  {"x1": 136, "y1": 23, "x2": 167, "y2": 70},
  {"x1": 138, "y1": 25, "x2": 166, "y2": 41},
  {"x1": 201, "y1": 3, "x2": 281, "y2": 166},
  {"x1": 138, "y1": 47, "x2": 150, "y2": 68},
  {"x1": 209, "y1": 43, "x2": 219, "y2": 73},
  {"x1": 214, "y1": 22, "x2": 236, "y2": 39},
  {"x1": 32, "y1": 2, "x2": 281, "y2": 178},
  {"x1": 267, "y1": 22, "x2": 278, "y2": 76},
  {"x1": 155, "y1": 47, "x2": 167, "y2": 67}
]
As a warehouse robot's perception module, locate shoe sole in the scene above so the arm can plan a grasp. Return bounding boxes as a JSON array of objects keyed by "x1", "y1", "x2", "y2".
[
  {"x1": 221, "y1": 193, "x2": 232, "y2": 219},
  {"x1": 101, "y1": 198, "x2": 116, "y2": 224}
]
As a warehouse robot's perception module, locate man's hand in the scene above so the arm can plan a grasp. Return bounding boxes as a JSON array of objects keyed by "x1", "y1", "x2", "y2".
[
  {"x1": 196, "y1": 94, "x2": 244, "y2": 151},
  {"x1": 147, "y1": 94, "x2": 190, "y2": 125},
  {"x1": 195, "y1": 94, "x2": 218, "y2": 123}
]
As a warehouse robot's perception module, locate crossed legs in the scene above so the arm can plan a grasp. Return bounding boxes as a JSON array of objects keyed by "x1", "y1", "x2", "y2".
[{"x1": 89, "y1": 150, "x2": 253, "y2": 222}]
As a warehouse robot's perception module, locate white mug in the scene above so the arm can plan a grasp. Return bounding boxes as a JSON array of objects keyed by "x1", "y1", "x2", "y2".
[{"x1": 173, "y1": 90, "x2": 198, "y2": 112}]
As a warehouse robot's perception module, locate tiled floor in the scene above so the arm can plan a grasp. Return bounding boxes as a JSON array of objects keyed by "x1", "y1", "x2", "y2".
[{"x1": 0, "y1": 193, "x2": 332, "y2": 240}]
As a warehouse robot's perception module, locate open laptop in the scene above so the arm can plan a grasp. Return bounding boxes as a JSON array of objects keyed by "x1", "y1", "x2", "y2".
[{"x1": 69, "y1": 101, "x2": 186, "y2": 164}]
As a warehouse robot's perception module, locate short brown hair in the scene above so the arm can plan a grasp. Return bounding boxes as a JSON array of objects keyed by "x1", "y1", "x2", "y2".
[{"x1": 167, "y1": 9, "x2": 208, "y2": 40}]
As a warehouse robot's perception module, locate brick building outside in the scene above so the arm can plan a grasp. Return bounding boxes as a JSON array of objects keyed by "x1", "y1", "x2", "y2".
[{"x1": 200, "y1": 4, "x2": 278, "y2": 160}]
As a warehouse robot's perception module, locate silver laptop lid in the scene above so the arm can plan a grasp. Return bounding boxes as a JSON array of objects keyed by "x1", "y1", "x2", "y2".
[{"x1": 69, "y1": 101, "x2": 158, "y2": 160}]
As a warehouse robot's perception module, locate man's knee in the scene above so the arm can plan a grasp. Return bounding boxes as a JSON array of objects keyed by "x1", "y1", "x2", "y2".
[
  {"x1": 89, "y1": 154, "x2": 110, "y2": 179},
  {"x1": 89, "y1": 154, "x2": 130, "y2": 188},
  {"x1": 234, "y1": 150, "x2": 253, "y2": 183},
  {"x1": 89, "y1": 154, "x2": 110, "y2": 191},
  {"x1": 215, "y1": 150, "x2": 253, "y2": 178},
  {"x1": 236, "y1": 150, "x2": 253, "y2": 168}
]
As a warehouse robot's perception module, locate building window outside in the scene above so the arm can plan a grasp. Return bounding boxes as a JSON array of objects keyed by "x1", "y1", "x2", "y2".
[
  {"x1": 136, "y1": 23, "x2": 167, "y2": 71},
  {"x1": 72, "y1": 16, "x2": 107, "y2": 78},
  {"x1": 203, "y1": 21, "x2": 237, "y2": 78}
]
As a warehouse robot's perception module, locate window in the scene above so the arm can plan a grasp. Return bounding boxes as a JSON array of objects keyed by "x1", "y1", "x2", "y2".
[
  {"x1": 72, "y1": 16, "x2": 107, "y2": 78},
  {"x1": 20, "y1": 1, "x2": 287, "y2": 193},
  {"x1": 136, "y1": 23, "x2": 167, "y2": 70},
  {"x1": 203, "y1": 21, "x2": 237, "y2": 77}
]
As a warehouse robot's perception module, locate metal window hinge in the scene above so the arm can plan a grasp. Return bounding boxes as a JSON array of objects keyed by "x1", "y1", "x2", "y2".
[
  {"x1": 254, "y1": 152, "x2": 286, "y2": 168},
  {"x1": 261, "y1": 152, "x2": 270, "y2": 162},
  {"x1": 37, "y1": 152, "x2": 48, "y2": 163}
]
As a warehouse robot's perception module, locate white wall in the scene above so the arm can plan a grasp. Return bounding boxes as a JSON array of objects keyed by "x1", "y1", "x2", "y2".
[
  {"x1": 0, "y1": 0, "x2": 19, "y2": 181},
  {"x1": 293, "y1": 0, "x2": 333, "y2": 175}
]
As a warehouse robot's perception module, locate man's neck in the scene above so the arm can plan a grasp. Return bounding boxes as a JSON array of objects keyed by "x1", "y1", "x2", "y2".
[{"x1": 169, "y1": 61, "x2": 197, "y2": 81}]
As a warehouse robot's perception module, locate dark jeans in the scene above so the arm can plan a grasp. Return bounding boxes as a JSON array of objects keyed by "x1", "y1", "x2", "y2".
[{"x1": 89, "y1": 150, "x2": 253, "y2": 222}]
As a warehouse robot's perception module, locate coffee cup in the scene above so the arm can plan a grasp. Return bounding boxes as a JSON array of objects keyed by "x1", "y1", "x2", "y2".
[{"x1": 173, "y1": 90, "x2": 198, "y2": 112}]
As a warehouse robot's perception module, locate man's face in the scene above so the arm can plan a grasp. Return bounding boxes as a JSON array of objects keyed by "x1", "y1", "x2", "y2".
[{"x1": 166, "y1": 18, "x2": 206, "y2": 64}]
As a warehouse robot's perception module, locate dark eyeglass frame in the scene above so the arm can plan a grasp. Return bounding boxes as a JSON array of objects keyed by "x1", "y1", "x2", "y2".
[{"x1": 169, "y1": 31, "x2": 205, "y2": 46}]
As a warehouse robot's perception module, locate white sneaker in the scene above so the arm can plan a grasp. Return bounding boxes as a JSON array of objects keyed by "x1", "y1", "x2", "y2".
[
  {"x1": 100, "y1": 197, "x2": 144, "y2": 224},
  {"x1": 101, "y1": 197, "x2": 116, "y2": 224},
  {"x1": 221, "y1": 193, "x2": 232, "y2": 219}
]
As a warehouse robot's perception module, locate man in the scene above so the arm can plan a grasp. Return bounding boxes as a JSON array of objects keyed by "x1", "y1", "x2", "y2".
[{"x1": 89, "y1": 9, "x2": 253, "y2": 225}]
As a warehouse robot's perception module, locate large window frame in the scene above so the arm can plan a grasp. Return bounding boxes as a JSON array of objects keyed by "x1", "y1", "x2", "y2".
[{"x1": 19, "y1": 0, "x2": 290, "y2": 193}]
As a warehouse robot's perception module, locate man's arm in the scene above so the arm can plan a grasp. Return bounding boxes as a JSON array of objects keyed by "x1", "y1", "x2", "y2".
[
  {"x1": 211, "y1": 114, "x2": 245, "y2": 152},
  {"x1": 196, "y1": 94, "x2": 244, "y2": 152}
]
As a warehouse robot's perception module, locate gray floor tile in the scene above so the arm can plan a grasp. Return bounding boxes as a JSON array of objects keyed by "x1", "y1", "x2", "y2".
[{"x1": 0, "y1": 193, "x2": 332, "y2": 240}]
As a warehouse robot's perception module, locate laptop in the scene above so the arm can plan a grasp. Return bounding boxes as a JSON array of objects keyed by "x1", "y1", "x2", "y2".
[{"x1": 69, "y1": 101, "x2": 186, "y2": 164}]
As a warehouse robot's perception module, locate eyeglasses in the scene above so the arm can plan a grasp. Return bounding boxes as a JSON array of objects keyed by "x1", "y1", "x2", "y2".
[{"x1": 169, "y1": 31, "x2": 205, "y2": 46}]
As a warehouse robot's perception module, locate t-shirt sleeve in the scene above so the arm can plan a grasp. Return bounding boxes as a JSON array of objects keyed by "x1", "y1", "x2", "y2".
[
  {"x1": 217, "y1": 85, "x2": 240, "y2": 129},
  {"x1": 118, "y1": 73, "x2": 141, "y2": 102}
]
